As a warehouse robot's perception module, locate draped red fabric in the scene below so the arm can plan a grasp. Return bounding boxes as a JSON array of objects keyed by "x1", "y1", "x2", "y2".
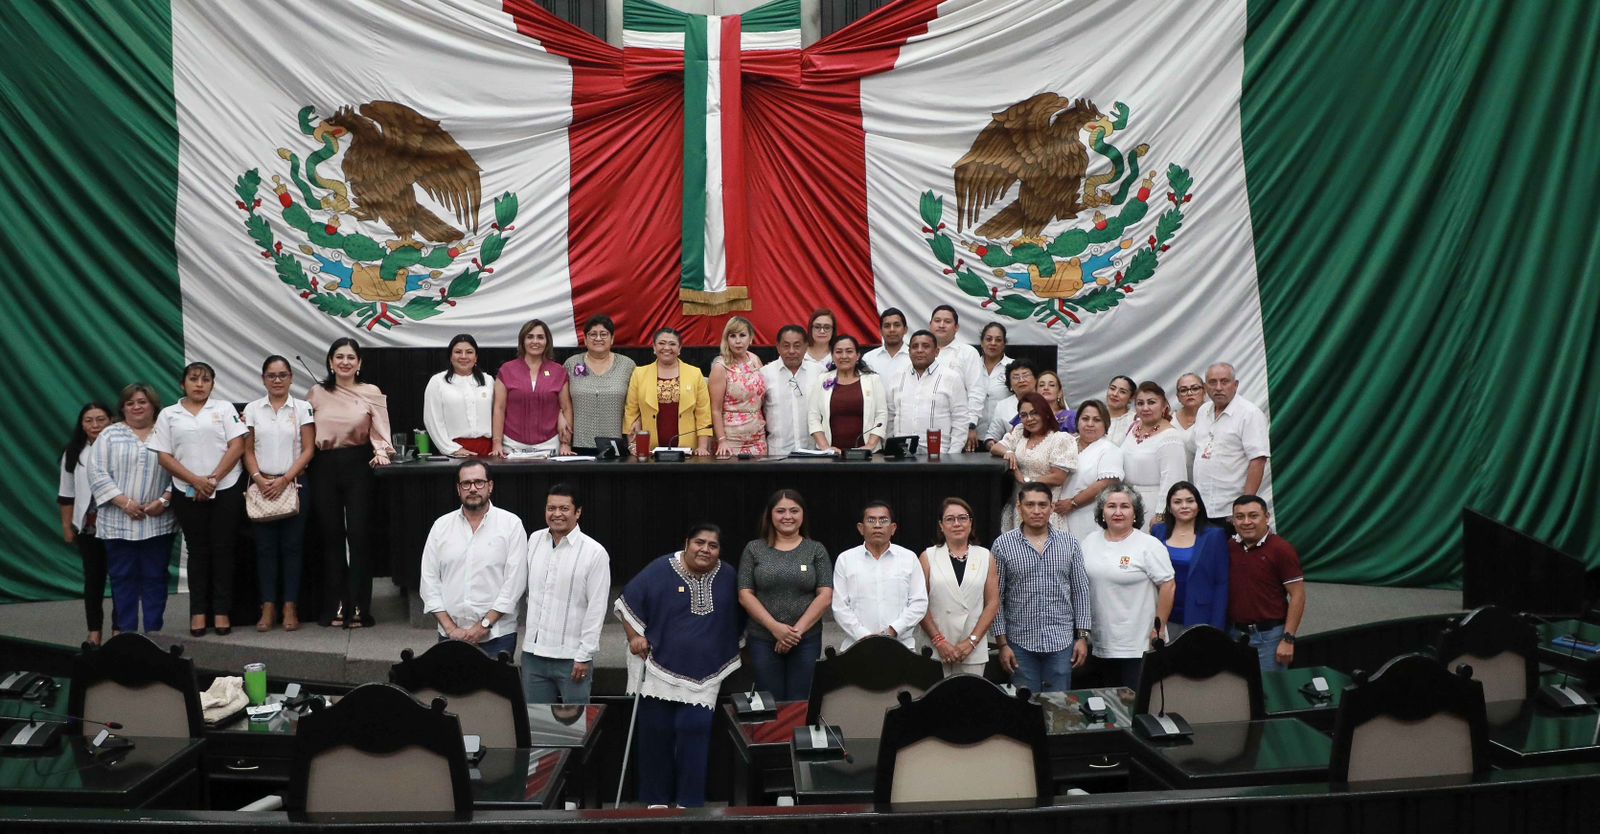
[{"x1": 501, "y1": 0, "x2": 942, "y2": 346}]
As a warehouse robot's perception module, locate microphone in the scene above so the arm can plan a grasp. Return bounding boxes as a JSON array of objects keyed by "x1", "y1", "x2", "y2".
[
  {"x1": 839, "y1": 422, "x2": 884, "y2": 461},
  {"x1": 28, "y1": 709, "x2": 122, "y2": 731},
  {"x1": 1133, "y1": 616, "x2": 1193, "y2": 740},
  {"x1": 658, "y1": 425, "x2": 714, "y2": 447},
  {"x1": 294, "y1": 354, "x2": 322, "y2": 381},
  {"x1": 816, "y1": 714, "x2": 853, "y2": 763},
  {"x1": 647, "y1": 425, "x2": 713, "y2": 461}
]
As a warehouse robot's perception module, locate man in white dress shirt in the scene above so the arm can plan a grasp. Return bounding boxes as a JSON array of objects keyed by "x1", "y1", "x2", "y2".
[
  {"x1": 419, "y1": 460, "x2": 529, "y2": 659},
  {"x1": 831, "y1": 501, "x2": 928, "y2": 650},
  {"x1": 1191, "y1": 363, "x2": 1272, "y2": 526},
  {"x1": 761, "y1": 325, "x2": 820, "y2": 456},
  {"x1": 862, "y1": 307, "x2": 912, "y2": 384},
  {"x1": 929, "y1": 305, "x2": 987, "y2": 452},
  {"x1": 889, "y1": 330, "x2": 970, "y2": 447},
  {"x1": 522, "y1": 483, "x2": 611, "y2": 704}
]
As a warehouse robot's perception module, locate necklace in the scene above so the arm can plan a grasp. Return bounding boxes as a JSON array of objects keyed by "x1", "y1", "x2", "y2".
[{"x1": 1132, "y1": 421, "x2": 1166, "y2": 443}]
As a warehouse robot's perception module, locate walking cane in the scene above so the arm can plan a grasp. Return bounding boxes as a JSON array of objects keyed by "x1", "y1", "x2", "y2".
[{"x1": 614, "y1": 652, "x2": 645, "y2": 809}]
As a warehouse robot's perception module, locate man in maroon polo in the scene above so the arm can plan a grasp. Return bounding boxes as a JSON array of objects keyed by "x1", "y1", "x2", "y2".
[{"x1": 1227, "y1": 495, "x2": 1306, "y2": 672}]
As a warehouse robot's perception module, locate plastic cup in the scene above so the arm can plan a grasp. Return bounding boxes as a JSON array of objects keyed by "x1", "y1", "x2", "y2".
[
  {"x1": 244, "y1": 662, "x2": 268, "y2": 706},
  {"x1": 926, "y1": 429, "x2": 942, "y2": 458},
  {"x1": 415, "y1": 430, "x2": 432, "y2": 456},
  {"x1": 634, "y1": 432, "x2": 652, "y2": 459}
]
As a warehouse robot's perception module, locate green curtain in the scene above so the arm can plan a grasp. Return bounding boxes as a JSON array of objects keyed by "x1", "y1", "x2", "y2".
[
  {"x1": 0, "y1": 0, "x2": 180, "y2": 602},
  {"x1": 1244, "y1": 0, "x2": 1600, "y2": 585}
]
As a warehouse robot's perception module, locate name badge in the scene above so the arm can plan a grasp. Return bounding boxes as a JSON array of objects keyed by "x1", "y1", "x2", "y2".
[
  {"x1": 677, "y1": 586, "x2": 685, "y2": 593},
  {"x1": 799, "y1": 565, "x2": 807, "y2": 572}
]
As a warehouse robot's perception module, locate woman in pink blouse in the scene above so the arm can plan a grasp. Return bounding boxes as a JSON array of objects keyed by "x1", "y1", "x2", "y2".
[
  {"x1": 493, "y1": 319, "x2": 574, "y2": 457},
  {"x1": 307, "y1": 337, "x2": 392, "y2": 628}
]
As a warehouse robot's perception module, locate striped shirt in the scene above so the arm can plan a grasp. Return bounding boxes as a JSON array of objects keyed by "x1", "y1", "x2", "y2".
[
  {"x1": 990, "y1": 527, "x2": 1092, "y2": 654},
  {"x1": 88, "y1": 423, "x2": 177, "y2": 542},
  {"x1": 521, "y1": 526, "x2": 612, "y2": 663}
]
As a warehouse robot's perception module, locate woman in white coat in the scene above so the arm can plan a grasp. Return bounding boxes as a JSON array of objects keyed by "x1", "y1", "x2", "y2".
[
  {"x1": 919, "y1": 498, "x2": 1000, "y2": 676},
  {"x1": 806, "y1": 335, "x2": 887, "y2": 454}
]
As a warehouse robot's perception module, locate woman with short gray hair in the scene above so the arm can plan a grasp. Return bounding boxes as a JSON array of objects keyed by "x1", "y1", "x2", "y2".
[{"x1": 1079, "y1": 482, "x2": 1175, "y2": 690}]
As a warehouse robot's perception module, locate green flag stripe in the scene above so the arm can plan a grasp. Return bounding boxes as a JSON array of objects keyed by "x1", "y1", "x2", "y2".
[
  {"x1": 679, "y1": 14, "x2": 709, "y2": 291},
  {"x1": 0, "y1": 0, "x2": 183, "y2": 602},
  {"x1": 740, "y1": 0, "x2": 802, "y2": 34},
  {"x1": 623, "y1": 0, "x2": 689, "y2": 33}
]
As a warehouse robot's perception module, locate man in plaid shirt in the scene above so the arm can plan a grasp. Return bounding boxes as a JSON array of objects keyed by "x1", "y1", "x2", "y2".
[{"x1": 991, "y1": 482, "x2": 1092, "y2": 694}]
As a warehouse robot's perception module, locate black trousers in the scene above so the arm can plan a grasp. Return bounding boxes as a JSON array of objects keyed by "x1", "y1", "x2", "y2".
[
  {"x1": 76, "y1": 531, "x2": 111, "y2": 631},
  {"x1": 171, "y1": 482, "x2": 244, "y2": 618},
  {"x1": 312, "y1": 446, "x2": 376, "y2": 625}
]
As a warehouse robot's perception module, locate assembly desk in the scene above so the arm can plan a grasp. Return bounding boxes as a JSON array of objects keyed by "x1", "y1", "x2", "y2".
[{"x1": 374, "y1": 452, "x2": 1011, "y2": 603}]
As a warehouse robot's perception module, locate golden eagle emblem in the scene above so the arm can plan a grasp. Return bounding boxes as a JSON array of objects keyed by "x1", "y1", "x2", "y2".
[
  {"x1": 322, "y1": 100, "x2": 483, "y2": 248},
  {"x1": 953, "y1": 93, "x2": 1111, "y2": 242}
]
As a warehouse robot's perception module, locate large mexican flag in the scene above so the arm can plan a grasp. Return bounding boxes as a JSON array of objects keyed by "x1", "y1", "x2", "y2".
[{"x1": 3, "y1": 0, "x2": 1599, "y2": 602}]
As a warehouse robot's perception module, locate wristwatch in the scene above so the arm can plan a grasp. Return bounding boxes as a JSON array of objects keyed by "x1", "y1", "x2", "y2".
[
  {"x1": 1075, "y1": 629, "x2": 1091, "y2": 640},
  {"x1": 967, "y1": 422, "x2": 978, "y2": 430},
  {"x1": 158, "y1": 495, "x2": 171, "y2": 508},
  {"x1": 479, "y1": 615, "x2": 493, "y2": 629},
  {"x1": 1280, "y1": 632, "x2": 1296, "y2": 644},
  {"x1": 967, "y1": 634, "x2": 980, "y2": 646}
]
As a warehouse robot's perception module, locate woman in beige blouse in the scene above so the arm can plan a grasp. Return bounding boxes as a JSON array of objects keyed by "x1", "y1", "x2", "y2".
[{"x1": 307, "y1": 337, "x2": 392, "y2": 628}]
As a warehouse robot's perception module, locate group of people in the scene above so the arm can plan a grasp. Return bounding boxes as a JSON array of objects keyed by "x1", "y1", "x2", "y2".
[
  {"x1": 57, "y1": 339, "x2": 393, "y2": 641},
  {"x1": 408, "y1": 458, "x2": 1303, "y2": 808}
]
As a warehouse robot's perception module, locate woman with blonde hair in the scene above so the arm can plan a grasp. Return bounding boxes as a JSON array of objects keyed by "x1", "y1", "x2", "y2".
[{"x1": 709, "y1": 316, "x2": 768, "y2": 457}]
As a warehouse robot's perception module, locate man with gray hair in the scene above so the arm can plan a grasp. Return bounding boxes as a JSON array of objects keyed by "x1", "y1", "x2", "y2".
[{"x1": 1190, "y1": 363, "x2": 1271, "y2": 526}]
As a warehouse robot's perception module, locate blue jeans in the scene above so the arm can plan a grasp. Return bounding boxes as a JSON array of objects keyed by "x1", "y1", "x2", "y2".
[
  {"x1": 521, "y1": 652, "x2": 593, "y2": 704},
  {"x1": 1010, "y1": 644, "x2": 1073, "y2": 694},
  {"x1": 254, "y1": 509, "x2": 306, "y2": 605},
  {"x1": 1233, "y1": 624, "x2": 1287, "y2": 673},
  {"x1": 747, "y1": 630, "x2": 822, "y2": 701},
  {"x1": 106, "y1": 535, "x2": 174, "y2": 633}
]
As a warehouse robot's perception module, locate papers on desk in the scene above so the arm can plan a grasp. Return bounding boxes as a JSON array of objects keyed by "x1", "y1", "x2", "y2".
[
  {"x1": 549, "y1": 455, "x2": 596, "y2": 462},
  {"x1": 505, "y1": 451, "x2": 551, "y2": 460},
  {"x1": 787, "y1": 448, "x2": 836, "y2": 458},
  {"x1": 652, "y1": 447, "x2": 693, "y2": 455}
]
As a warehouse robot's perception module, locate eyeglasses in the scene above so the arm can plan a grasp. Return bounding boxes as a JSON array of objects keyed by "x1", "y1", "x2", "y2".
[
  {"x1": 1177, "y1": 385, "x2": 1204, "y2": 394},
  {"x1": 812, "y1": 323, "x2": 833, "y2": 331},
  {"x1": 586, "y1": 331, "x2": 612, "y2": 340},
  {"x1": 941, "y1": 514, "x2": 971, "y2": 524},
  {"x1": 457, "y1": 479, "x2": 490, "y2": 490},
  {"x1": 264, "y1": 373, "x2": 291, "y2": 381},
  {"x1": 862, "y1": 518, "x2": 893, "y2": 527}
]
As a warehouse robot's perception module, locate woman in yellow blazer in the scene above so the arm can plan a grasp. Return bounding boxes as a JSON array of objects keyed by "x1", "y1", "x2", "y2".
[
  {"x1": 625, "y1": 327, "x2": 714, "y2": 455},
  {"x1": 806, "y1": 334, "x2": 888, "y2": 455}
]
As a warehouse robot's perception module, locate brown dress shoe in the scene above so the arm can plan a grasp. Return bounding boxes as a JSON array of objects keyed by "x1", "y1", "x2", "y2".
[{"x1": 257, "y1": 603, "x2": 276, "y2": 632}]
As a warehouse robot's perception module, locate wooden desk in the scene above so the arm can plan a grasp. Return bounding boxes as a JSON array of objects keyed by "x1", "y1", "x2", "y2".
[
  {"x1": 1035, "y1": 687, "x2": 1137, "y2": 789},
  {"x1": 374, "y1": 454, "x2": 1010, "y2": 600},
  {"x1": 1128, "y1": 718, "x2": 1333, "y2": 789},
  {"x1": 721, "y1": 700, "x2": 809, "y2": 805},
  {"x1": 1535, "y1": 620, "x2": 1600, "y2": 675},
  {"x1": 526, "y1": 704, "x2": 605, "y2": 807},
  {"x1": 0, "y1": 734, "x2": 204, "y2": 808},
  {"x1": 1486, "y1": 698, "x2": 1600, "y2": 767},
  {"x1": 1261, "y1": 666, "x2": 1350, "y2": 731},
  {"x1": 791, "y1": 738, "x2": 879, "y2": 805}
]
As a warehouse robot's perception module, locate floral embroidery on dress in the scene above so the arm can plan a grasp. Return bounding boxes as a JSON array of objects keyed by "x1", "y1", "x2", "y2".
[
  {"x1": 671, "y1": 555, "x2": 719, "y2": 616},
  {"x1": 657, "y1": 377, "x2": 681, "y2": 404}
]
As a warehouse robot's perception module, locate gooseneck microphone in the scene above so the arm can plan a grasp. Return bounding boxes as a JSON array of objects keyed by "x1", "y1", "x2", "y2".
[
  {"x1": 294, "y1": 355, "x2": 322, "y2": 380},
  {"x1": 28, "y1": 709, "x2": 122, "y2": 731},
  {"x1": 815, "y1": 714, "x2": 853, "y2": 763}
]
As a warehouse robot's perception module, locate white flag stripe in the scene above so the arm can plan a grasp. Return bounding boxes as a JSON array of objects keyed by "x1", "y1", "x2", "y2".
[
  {"x1": 739, "y1": 30, "x2": 802, "y2": 51},
  {"x1": 863, "y1": 0, "x2": 1270, "y2": 417},
  {"x1": 622, "y1": 29, "x2": 687, "y2": 50},
  {"x1": 703, "y1": 16, "x2": 728, "y2": 295},
  {"x1": 173, "y1": 0, "x2": 577, "y2": 402}
]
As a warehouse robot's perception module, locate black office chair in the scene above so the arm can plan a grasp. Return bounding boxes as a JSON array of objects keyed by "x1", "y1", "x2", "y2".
[
  {"x1": 873, "y1": 674, "x2": 1050, "y2": 805},
  {"x1": 288, "y1": 682, "x2": 472, "y2": 816},
  {"x1": 808, "y1": 636, "x2": 943, "y2": 739},
  {"x1": 390, "y1": 640, "x2": 530, "y2": 748},
  {"x1": 1135, "y1": 625, "x2": 1265, "y2": 723},
  {"x1": 1433, "y1": 605, "x2": 1538, "y2": 704},
  {"x1": 67, "y1": 633, "x2": 204, "y2": 738},
  {"x1": 1329, "y1": 653, "x2": 1490, "y2": 784}
]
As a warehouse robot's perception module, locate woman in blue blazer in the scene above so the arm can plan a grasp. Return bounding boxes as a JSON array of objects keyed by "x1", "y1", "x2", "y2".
[{"x1": 1150, "y1": 481, "x2": 1229, "y2": 631}]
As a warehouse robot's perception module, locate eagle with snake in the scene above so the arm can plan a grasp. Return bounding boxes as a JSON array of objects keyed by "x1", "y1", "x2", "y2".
[
  {"x1": 953, "y1": 94, "x2": 1109, "y2": 242},
  {"x1": 322, "y1": 100, "x2": 482, "y2": 248}
]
